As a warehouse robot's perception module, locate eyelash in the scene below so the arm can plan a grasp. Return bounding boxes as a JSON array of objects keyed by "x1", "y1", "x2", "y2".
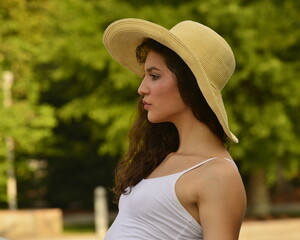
[{"x1": 150, "y1": 74, "x2": 159, "y2": 80}]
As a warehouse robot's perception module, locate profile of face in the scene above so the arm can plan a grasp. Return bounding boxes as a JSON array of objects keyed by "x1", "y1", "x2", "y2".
[{"x1": 138, "y1": 50, "x2": 190, "y2": 124}]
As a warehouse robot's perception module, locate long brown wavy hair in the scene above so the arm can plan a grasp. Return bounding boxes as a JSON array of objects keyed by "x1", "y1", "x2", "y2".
[{"x1": 112, "y1": 38, "x2": 229, "y2": 203}]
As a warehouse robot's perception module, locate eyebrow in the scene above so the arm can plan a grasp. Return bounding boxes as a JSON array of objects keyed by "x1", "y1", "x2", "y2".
[{"x1": 145, "y1": 66, "x2": 162, "y2": 72}]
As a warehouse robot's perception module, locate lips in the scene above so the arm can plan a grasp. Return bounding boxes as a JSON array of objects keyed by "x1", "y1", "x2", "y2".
[{"x1": 142, "y1": 99, "x2": 151, "y2": 110}]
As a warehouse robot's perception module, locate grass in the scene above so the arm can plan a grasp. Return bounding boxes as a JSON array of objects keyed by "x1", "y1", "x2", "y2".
[{"x1": 63, "y1": 222, "x2": 95, "y2": 233}]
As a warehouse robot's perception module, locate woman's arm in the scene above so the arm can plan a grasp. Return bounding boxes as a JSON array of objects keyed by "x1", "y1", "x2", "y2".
[{"x1": 197, "y1": 160, "x2": 247, "y2": 240}]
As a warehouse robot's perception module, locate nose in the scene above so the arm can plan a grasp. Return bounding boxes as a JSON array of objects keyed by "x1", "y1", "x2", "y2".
[{"x1": 137, "y1": 76, "x2": 149, "y2": 96}]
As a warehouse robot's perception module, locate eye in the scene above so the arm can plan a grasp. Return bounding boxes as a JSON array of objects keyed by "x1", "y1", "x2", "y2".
[{"x1": 150, "y1": 74, "x2": 159, "y2": 80}]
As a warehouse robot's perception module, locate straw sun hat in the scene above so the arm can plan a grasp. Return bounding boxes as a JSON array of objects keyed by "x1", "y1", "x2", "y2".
[{"x1": 103, "y1": 18, "x2": 238, "y2": 143}]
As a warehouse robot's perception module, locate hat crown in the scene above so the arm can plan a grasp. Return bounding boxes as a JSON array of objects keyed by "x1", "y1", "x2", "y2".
[{"x1": 170, "y1": 21, "x2": 235, "y2": 91}]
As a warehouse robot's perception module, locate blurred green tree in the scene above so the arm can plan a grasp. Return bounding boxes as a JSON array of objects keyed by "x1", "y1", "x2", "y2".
[{"x1": 0, "y1": 0, "x2": 56, "y2": 207}]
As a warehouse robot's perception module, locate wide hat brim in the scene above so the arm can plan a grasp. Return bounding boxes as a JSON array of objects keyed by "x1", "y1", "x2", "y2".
[{"x1": 103, "y1": 18, "x2": 238, "y2": 143}]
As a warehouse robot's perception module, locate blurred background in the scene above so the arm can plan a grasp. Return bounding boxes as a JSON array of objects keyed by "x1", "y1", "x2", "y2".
[{"x1": 0, "y1": 0, "x2": 300, "y2": 236}]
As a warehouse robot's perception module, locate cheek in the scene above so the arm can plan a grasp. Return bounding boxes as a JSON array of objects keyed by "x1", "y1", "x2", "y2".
[
  {"x1": 154, "y1": 81, "x2": 179, "y2": 97},
  {"x1": 156, "y1": 86, "x2": 185, "y2": 109}
]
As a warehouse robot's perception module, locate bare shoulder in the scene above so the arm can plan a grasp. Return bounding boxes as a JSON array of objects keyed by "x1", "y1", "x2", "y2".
[
  {"x1": 195, "y1": 159, "x2": 246, "y2": 198},
  {"x1": 183, "y1": 158, "x2": 246, "y2": 203},
  {"x1": 194, "y1": 159, "x2": 247, "y2": 239},
  {"x1": 197, "y1": 159, "x2": 242, "y2": 183}
]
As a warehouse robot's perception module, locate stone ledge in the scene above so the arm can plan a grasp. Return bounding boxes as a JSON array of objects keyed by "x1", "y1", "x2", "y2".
[{"x1": 0, "y1": 209, "x2": 62, "y2": 239}]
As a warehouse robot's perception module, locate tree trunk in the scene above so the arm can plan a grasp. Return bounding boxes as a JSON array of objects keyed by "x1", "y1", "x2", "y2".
[
  {"x1": 6, "y1": 136, "x2": 17, "y2": 209},
  {"x1": 247, "y1": 168, "x2": 271, "y2": 218},
  {"x1": 3, "y1": 71, "x2": 18, "y2": 209}
]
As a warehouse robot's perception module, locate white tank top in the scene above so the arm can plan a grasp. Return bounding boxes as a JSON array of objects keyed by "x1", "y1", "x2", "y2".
[{"x1": 104, "y1": 157, "x2": 236, "y2": 240}]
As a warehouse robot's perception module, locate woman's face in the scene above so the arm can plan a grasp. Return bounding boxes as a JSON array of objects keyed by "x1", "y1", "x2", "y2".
[{"x1": 138, "y1": 50, "x2": 190, "y2": 124}]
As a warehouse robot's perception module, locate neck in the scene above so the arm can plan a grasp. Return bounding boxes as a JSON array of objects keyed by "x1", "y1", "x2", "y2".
[{"x1": 173, "y1": 111, "x2": 227, "y2": 156}]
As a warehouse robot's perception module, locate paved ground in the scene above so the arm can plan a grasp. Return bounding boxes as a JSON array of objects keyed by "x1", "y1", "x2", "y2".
[
  {"x1": 240, "y1": 218, "x2": 300, "y2": 240},
  {"x1": 10, "y1": 218, "x2": 300, "y2": 240}
]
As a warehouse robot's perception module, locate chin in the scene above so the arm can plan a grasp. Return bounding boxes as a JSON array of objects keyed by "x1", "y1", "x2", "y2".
[
  {"x1": 147, "y1": 115, "x2": 169, "y2": 124},
  {"x1": 147, "y1": 118, "x2": 161, "y2": 123},
  {"x1": 147, "y1": 114, "x2": 162, "y2": 123}
]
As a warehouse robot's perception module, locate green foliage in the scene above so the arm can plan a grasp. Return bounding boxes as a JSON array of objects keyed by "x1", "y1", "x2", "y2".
[{"x1": 0, "y1": 0, "x2": 56, "y2": 204}]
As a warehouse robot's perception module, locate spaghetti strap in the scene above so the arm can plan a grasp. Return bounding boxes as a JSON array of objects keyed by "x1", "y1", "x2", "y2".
[
  {"x1": 181, "y1": 157, "x2": 237, "y2": 175},
  {"x1": 223, "y1": 158, "x2": 237, "y2": 167}
]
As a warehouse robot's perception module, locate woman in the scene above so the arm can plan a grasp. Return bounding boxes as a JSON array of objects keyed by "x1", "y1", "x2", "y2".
[{"x1": 103, "y1": 18, "x2": 246, "y2": 240}]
